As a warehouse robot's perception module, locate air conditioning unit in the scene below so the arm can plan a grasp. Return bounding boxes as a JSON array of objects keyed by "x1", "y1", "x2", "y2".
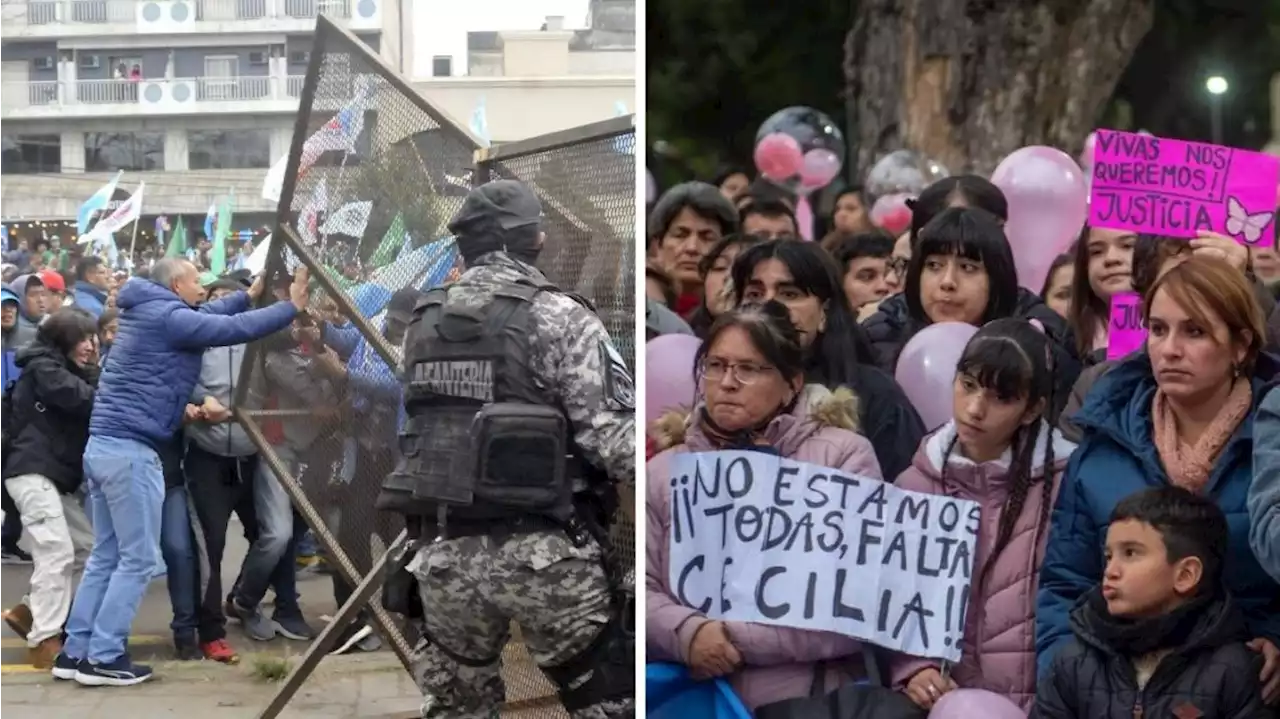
[
  {"x1": 32, "y1": 56, "x2": 55, "y2": 70},
  {"x1": 78, "y1": 54, "x2": 101, "y2": 69},
  {"x1": 248, "y1": 51, "x2": 268, "y2": 65},
  {"x1": 288, "y1": 50, "x2": 309, "y2": 65}
]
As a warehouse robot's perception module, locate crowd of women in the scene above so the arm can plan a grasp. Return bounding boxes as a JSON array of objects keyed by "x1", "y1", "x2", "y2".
[{"x1": 643, "y1": 171, "x2": 1280, "y2": 717}]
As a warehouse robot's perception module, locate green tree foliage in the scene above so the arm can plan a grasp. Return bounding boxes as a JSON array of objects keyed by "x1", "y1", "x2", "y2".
[{"x1": 647, "y1": 0, "x2": 852, "y2": 185}]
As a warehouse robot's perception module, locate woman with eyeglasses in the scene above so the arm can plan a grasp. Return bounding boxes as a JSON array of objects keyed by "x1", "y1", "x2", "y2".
[{"x1": 646, "y1": 301, "x2": 884, "y2": 711}]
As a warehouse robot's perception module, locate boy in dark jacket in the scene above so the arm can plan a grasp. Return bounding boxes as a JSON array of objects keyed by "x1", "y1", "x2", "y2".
[{"x1": 1034, "y1": 487, "x2": 1270, "y2": 718}]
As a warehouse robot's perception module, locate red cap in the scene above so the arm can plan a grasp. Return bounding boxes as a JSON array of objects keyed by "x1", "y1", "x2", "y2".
[{"x1": 38, "y1": 269, "x2": 66, "y2": 293}]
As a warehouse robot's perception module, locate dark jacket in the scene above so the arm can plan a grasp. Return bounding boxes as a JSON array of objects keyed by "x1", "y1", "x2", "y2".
[
  {"x1": 860, "y1": 289, "x2": 1082, "y2": 419},
  {"x1": 1036, "y1": 352, "x2": 1280, "y2": 679},
  {"x1": 90, "y1": 278, "x2": 296, "y2": 449},
  {"x1": 807, "y1": 359, "x2": 924, "y2": 480},
  {"x1": 1033, "y1": 591, "x2": 1269, "y2": 719},
  {"x1": 2, "y1": 341, "x2": 99, "y2": 493}
]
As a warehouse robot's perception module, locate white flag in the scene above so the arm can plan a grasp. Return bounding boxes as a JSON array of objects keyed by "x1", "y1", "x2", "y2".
[
  {"x1": 262, "y1": 157, "x2": 287, "y2": 203},
  {"x1": 244, "y1": 233, "x2": 272, "y2": 275},
  {"x1": 320, "y1": 200, "x2": 372, "y2": 238},
  {"x1": 80, "y1": 183, "x2": 145, "y2": 244},
  {"x1": 298, "y1": 180, "x2": 328, "y2": 246}
]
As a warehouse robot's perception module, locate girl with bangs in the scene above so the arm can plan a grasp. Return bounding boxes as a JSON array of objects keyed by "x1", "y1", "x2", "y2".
[
  {"x1": 872, "y1": 206, "x2": 1081, "y2": 420},
  {"x1": 890, "y1": 318, "x2": 1076, "y2": 712}
]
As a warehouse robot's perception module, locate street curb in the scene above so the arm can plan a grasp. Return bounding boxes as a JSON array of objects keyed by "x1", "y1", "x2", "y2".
[{"x1": 0, "y1": 651, "x2": 406, "y2": 685}]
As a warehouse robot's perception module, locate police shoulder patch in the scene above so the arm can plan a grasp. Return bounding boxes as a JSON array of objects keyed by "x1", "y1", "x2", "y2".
[{"x1": 599, "y1": 340, "x2": 635, "y2": 411}]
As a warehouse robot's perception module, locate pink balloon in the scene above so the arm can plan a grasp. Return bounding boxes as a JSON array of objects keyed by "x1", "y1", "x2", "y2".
[
  {"x1": 645, "y1": 334, "x2": 703, "y2": 425},
  {"x1": 869, "y1": 193, "x2": 914, "y2": 236},
  {"x1": 928, "y1": 689, "x2": 1025, "y2": 719},
  {"x1": 894, "y1": 322, "x2": 979, "y2": 431},
  {"x1": 991, "y1": 146, "x2": 1089, "y2": 292},
  {"x1": 799, "y1": 148, "x2": 841, "y2": 190},
  {"x1": 754, "y1": 132, "x2": 803, "y2": 181}
]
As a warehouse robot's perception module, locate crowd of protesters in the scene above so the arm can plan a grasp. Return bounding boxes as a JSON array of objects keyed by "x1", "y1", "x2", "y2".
[
  {"x1": 644, "y1": 172, "x2": 1280, "y2": 716},
  {"x1": 1, "y1": 235, "x2": 395, "y2": 686}
]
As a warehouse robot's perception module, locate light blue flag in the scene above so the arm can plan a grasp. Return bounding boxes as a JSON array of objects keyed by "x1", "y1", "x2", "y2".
[
  {"x1": 613, "y1": 101, "x2": 632, "y2": 155},
  {"x1": 76, "y1": 170, "x2": 123, "y2": 235},
  {"x1": 203, "y1": 202, "x2": 217, "y2": 240},
  {"x1": 470, "y1": 96, "x2": 491, "y2": 148}
]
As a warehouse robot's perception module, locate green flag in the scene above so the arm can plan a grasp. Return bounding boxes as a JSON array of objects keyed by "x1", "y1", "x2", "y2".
[
  {"x1": 368, "y1": 213, "x2": 407, "y2": 267},
  {"x1": 210, "y1": 192, "x2": 234, "y2": 275},
  {"x1": 166, "y1": 217, "x2": 187, "y2": 258}
]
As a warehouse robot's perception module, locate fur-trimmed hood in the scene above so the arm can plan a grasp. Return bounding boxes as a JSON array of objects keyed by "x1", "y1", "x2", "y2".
[{"x1": 649, "y1": 384, "x2": 860, "y2": 456}]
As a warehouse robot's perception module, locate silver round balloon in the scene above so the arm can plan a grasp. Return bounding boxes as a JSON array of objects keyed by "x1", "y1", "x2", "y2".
[
  {"x1": 755, "y1": 106, "x2": 847, "y2": 194},
  {"x1": 865, "y1": 150, "x2": 951, "y2": 199}
]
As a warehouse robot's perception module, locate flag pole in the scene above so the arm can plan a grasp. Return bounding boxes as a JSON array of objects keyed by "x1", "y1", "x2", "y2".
[{"x1": 127, "y1": 216, "x2": 141, "y2": 271}]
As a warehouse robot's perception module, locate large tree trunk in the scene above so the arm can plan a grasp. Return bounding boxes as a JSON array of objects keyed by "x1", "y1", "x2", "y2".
[{"x1": 843, "y1": 0, "x2": 1154, "y2": 181}]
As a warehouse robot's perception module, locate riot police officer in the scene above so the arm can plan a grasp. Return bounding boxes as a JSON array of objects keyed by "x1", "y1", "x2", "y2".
[{"x1": 385, "y1": 180, "x2": 635, "y2": 718}]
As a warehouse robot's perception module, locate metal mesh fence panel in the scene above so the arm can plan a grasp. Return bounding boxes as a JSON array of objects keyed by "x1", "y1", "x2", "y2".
[
  {"x1": 474, "y1": 119, "x2": 638, "y2": 607},
  {"x1": 233, "y1": 18, "x2": 636, "y2": 718}
]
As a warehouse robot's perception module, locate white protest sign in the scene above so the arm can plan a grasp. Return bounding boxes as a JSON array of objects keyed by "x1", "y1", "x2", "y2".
[{"x1": 667, "y1": 451, "x2": 979, "y2": 662}]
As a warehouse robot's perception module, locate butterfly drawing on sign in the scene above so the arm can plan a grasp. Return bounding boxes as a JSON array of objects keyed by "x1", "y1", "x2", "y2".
[{"x1": 1225, "y1": 196, "x2": 1276, "y2": 245}]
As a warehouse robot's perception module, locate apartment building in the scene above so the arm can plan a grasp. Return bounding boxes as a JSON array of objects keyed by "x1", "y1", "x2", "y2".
[
  {"x1": 0, "y1": 0, "x2": 408, "y2": 235},
  {"x1": 408, "y1": 0, "x2": 636, "y2": 142}
]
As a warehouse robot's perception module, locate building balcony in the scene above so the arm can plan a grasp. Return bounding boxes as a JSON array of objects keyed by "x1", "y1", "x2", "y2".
[
  {"x1": 0, "y1": 0, "x2": 385, "y2": 39},
  {"x1": 1, "y1": 74, "x2": 307, "y2": 118}
]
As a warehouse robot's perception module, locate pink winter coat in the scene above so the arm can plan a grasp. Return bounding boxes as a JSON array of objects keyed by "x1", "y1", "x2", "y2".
[
  {"x1": 889, "y1": 421, "x2": 1075, "y2": 712},
  {"x1": 646, "y1": 385, "x2": 884, "y2": 711}
]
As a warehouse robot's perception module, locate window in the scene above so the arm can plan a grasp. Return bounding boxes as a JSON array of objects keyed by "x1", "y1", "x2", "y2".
[
  {"x1": 202, "y1": 55, "x2": 239, "y2": 100},
  {"x1": 188, "y1": 129, "x2": 271, "y2": 170},
  {"x1": 432, "y1": 56, "x2": 452, "y2": 77},
  {"x1": 108, "y1": 55, "x2": 142, "y2": 79},
  {"x1": 1, "y1": 134, "x2": 61, "y2": 174},
  {"x1": 83, "y1": 132, "x2": 165, "y2": 172}
]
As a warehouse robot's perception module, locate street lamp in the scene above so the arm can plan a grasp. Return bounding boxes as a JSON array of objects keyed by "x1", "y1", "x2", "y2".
[{"x1": 1206, "y1": 75, "x2": 1228, "y2": 144}]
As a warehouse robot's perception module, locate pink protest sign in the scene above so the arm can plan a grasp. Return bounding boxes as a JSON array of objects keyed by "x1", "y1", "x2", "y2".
[
  {"x1": 1088, "y1": 130, "x2": 1278, "y2": 245},
  {"x1": 1107, "y1": 292, "x2": 1146, "y2": 360}
]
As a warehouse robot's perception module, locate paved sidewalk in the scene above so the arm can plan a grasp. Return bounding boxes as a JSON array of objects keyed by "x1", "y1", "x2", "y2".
[{"x1": 0, "y1": 653, "x2": 423, "y2": 719}]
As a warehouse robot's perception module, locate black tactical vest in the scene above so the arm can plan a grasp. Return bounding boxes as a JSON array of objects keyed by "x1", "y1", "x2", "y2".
[{"x1": 377, "y1": 278, "x2": 581, "y2": 522}]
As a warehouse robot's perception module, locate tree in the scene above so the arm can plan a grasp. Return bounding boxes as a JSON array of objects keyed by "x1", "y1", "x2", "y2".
[
  {"x1": 647, "y1": 0, "x2": 852, "y2": 182},
  {"x1": 843, "y1": 0, "x2": 1155, "y2": 178}
]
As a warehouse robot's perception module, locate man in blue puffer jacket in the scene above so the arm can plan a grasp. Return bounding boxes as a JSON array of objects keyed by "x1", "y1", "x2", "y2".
[{"x1": 56, "y1": 258, "x2": 308, "y2": 687}]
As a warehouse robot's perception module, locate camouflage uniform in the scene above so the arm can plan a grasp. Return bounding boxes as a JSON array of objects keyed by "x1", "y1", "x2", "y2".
[{"x1": 407, "y1": 250, "x2": 634, "y2": 719}]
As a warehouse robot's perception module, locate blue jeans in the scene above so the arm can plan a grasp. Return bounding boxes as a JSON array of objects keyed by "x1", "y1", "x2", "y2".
[
  {"x1": 160, "y1": 485, "x2": 199, "y2": 638},
  {"x1": 65, "y1": 436, "x2": 164, "y2": 664},
  {"x1": 235, "y1": 446, "x2": 295, "y2": 608}
]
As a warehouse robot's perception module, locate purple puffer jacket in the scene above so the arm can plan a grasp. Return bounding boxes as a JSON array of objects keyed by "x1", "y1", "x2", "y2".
[
  {"x1": 646, "y1": 385, "x2": 884, "y2": 711},
  {"x1": 889, "y1": 421, "x2": 1075, "y2": 712}
]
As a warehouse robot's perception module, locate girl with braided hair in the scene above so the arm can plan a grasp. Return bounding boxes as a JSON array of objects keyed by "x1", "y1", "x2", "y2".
[{"x1": 889, "y1": 317, "x2": 1077, "y2": 712}]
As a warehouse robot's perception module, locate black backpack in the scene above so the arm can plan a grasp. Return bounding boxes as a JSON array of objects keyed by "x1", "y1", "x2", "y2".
[{"x1": 1, "y1": 376, "x2": 23, "y2": 468}]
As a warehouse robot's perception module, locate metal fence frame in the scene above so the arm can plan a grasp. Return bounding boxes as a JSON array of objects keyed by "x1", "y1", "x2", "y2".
[{"x1": 229, "y1": 16, "x2": 637, "y2": 719}]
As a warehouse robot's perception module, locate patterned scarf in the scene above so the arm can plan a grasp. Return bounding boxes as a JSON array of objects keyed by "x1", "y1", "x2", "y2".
[{"x1": 1151, "y1": 379, "x2": 1252, "y2": 492}]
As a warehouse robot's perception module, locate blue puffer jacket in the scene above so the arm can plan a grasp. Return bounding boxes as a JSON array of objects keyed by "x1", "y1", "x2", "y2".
[
  {"x1": 89, "y1": 278, "x2": 297, "y2": 448},
  {"x1": 1035, "y1": 352, "x2": 1280, "y2": 680},
  {"x1": 1250, "y1": 383, "x2": 1280, "y2": 583},
  {"x1": 73, "y1": 281, "x2": 107, "y2": 318}
]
